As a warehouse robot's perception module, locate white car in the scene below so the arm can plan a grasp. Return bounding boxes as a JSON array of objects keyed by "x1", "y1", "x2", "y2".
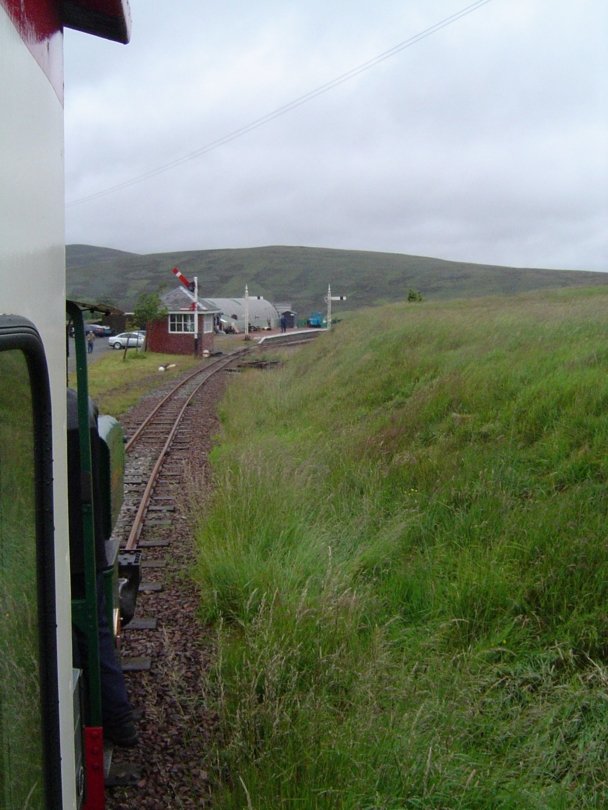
[{"x1": 108, "y1": 331, "x2": 145, "y2": 349}]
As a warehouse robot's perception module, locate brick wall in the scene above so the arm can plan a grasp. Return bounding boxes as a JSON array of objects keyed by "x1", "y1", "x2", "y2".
[{"x1": 147, "y1": 316, "x2": 214, "y2": 356}]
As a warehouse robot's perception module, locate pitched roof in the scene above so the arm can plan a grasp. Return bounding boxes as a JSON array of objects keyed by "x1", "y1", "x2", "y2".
[{"x1": 161, "y1": 287, "x2": 221, "y2": 314}]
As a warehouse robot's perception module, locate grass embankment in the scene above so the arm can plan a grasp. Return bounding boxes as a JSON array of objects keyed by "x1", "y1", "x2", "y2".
[
  {"x1": 195, "y1": 287, "x2": 608, "y2": 808},
  {"x1": 77, "y1": 350, "x2": 202, "y2": 416}
]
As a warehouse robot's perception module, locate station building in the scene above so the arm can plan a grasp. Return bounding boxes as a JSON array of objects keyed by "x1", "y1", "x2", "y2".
[
  {"x1": 146, "y1": 287, "x2": 220, "y2": 356},
  {"x1": 147, "y1": 286, "x2": 286, "y2": 355},
  {"x1": 147, "y1": 287, "x2": 283, "y2": 355}
]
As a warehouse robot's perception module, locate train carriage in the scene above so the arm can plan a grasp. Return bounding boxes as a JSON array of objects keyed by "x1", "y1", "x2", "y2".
[{"x1": 0, "y1": 2, "x2": 131, "y2": 807}]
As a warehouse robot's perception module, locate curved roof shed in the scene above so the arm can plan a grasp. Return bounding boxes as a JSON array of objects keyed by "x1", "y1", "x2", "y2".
[
  {"x1": 160, "y1": 288, "x2": 280, "y2": 332},
  {"x1": 207, "y1": 297, "x2": 280, "y2": 332}
]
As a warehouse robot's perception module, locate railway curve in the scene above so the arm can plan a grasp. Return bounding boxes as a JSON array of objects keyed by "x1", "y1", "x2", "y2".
[{"x1": 106, "y1": 355, "x2": 239, "y2": 806}]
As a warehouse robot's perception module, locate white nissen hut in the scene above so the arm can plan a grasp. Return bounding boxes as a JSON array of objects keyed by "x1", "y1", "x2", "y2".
[{"x1": 206, "y1": 297, "x2": 281, "y2": 333}]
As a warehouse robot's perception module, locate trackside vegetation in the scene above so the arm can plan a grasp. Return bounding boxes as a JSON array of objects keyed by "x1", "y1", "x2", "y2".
[
  {"x1": 79, "y1": 350, "x2": 202, "y2": 416},
  {"x1": 194, "y1": 287, "x2": 608, "y2": 808}
]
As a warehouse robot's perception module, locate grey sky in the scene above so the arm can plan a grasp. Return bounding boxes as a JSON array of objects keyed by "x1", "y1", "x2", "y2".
[{"x1": 64, "y1": 0, "x2": 607, "y2": 271}]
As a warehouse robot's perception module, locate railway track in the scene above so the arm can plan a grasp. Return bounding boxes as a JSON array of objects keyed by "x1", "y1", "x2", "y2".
[
  {"x1": 116, "y1": 332, "x2": 318, "y2": 547},
  {"x1": 106, "y1": 336, "x2": 320, "y2": 802},
  {"x1": 106, "y1": 353, "x2": 242, "y2": 801},
  {"x1": 120, "y1": 352, "x2": 245, "y2": 550}
]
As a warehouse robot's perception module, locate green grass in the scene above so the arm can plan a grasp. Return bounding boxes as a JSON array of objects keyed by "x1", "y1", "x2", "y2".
[
  {"x1": 193, "y1": 287, "x2": 608, "y2": 808},
  {"x1": 75, "y1": 350, "x2": 203, "y2": 416}
]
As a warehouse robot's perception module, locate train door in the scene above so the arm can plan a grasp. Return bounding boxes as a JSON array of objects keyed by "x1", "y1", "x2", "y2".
[{"x1": 0, "y1": 317, "x2": 62, "y2": 808}]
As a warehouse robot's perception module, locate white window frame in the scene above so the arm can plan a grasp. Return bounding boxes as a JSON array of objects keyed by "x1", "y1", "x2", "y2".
[{"x1": 168, "y1": 313, "x2": 195, "y2": 333}]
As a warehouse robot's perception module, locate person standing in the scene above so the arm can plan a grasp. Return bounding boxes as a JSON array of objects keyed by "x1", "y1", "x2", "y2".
[{"x1": 87, "y1": 330, "x2": 96, "y2": 353}]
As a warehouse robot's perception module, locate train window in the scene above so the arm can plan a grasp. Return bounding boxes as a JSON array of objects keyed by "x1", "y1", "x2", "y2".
[{"x1": 0, "y1": 319, "x2": 60, "y2": 808}]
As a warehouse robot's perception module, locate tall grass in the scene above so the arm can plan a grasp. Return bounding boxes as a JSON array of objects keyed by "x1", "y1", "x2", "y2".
[{"x1": 195, "y1": 289, "x2": 608, "y2": 807}]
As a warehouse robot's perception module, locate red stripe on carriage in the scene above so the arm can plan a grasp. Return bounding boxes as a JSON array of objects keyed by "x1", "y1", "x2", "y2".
[
  {"x1": 82, "y1": 726, "x2": 106, "y2": 809},
  {"x1": 1, "y1": 0, "x2": 63, "y2": 99}
]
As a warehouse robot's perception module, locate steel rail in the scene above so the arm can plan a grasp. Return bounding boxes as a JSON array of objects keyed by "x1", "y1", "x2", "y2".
[
  {"x1": 125, "y1": 349, "x2": 247, "y2": 453},
  {"x1": 123, "y1": 352, "x2": 239, "y2": 550}
]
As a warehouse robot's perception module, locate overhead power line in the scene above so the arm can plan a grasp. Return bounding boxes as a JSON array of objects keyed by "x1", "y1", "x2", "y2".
[{"x1": 67, "y1": 0, "x2": 494, "y2": 207}]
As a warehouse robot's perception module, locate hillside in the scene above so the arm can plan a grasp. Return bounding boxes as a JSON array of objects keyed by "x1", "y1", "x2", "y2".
[
  {"x1": 66, "y1": 243, "x2": 608, "y2": 315},
  {"x1": 195, "y1": 286, "x2": 608, "y2": 807}
]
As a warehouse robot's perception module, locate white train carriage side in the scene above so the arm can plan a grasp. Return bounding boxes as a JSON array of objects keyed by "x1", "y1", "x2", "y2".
[{"x1": 0, "y1": 2, "x2": 130, "y2": 807}]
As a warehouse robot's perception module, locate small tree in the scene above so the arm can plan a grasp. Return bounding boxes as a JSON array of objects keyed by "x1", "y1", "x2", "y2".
[
  {"x1": 133, "y1": 292, "x2": 168, "y2": 329},
  {"x1": 407, "y1": 288, "x2": 424, "y2": 302},
  {"x1": 132, "y1": 292, "x2": 168, "y2": 352}
]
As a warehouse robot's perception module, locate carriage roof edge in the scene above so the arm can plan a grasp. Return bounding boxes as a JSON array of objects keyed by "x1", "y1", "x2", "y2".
[{"x1": 62, "y1": 0, "x2": 132, "y2": 44}]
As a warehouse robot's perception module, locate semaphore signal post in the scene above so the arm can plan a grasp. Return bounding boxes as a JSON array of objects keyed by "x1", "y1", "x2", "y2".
[
  {"x1": 171, "y1": 267, "x2": 199, "y2": 353},
  {"x1": 325, "y1": 284, "x2": 347, "y2": 330}
]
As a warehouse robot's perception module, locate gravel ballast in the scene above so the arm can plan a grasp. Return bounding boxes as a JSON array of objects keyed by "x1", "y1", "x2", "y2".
[{"x1": 106, "y1": 370, "x2": 229, "y2": 809}]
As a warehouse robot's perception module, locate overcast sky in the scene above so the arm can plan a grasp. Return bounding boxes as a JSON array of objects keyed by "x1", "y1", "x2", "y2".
[{"x1": 64, "y1": 0, "x2": 607, "y2": 271}]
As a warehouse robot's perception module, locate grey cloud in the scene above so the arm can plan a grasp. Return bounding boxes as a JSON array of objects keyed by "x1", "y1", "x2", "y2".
[{"x1": 64, "y1": 0, "x2": 607, "y2": 271}]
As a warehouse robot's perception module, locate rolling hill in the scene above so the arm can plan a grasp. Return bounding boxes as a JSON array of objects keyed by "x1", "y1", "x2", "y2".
[{"x1": 66, "y1": 243, "x2": 608, "y2": 315}]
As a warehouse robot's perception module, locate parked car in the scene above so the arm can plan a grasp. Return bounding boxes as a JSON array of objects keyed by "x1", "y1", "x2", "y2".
[
  {"x1": 108, "y1": 332, "x2": 145, "y2": 349},
  {"x1": 86, "y1": 324, "x2": 112, "y2": 337}
]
